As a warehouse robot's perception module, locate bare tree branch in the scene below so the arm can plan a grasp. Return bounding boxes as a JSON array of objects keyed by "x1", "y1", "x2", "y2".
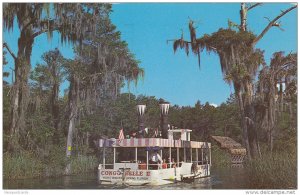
[
  {"x1": 32, "y1": 29, "x2": 49, "y2": 38},
  {"x1": 253, "y1": 5, "x2": 297, "y2": 46},
  {"x1": 166, "y1": 39, "x2": 191, "y2": 44},
  {"x1": 82, "y1": 72, "x2": 103, "y2": 80},
  {"x1": 31, "y1": 27, "x2": 59, "y2": 38},
  {"x1": 167, "y1": 39, "x2": 217, "y2": 50},
  {"x1": 264, "y1": 17, "x2": 271, "y2": 22},
  {"x1": 247, "y1": 3, "x2": 263, "y2": 11},
  {"x1": 3, "y1": 42, "x2": 17, "y2": 61},
  {"x1": 275, "y1": 61, "x2": 297, "y2": 75}
]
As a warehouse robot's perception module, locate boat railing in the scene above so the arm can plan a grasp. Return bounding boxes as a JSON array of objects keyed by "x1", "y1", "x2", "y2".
[
  {"x1": 99, "y1": 160, "x2": 210, "y2": 171},
  {"x1": 99, "y1": 163, "x2": 177, "y2": 170},
  {"x1": 192, "y1": 160, "x2": 210, "y2": 165},
  {"x1": 99, "y1": 164, "x2": 114, "y2": 169}
]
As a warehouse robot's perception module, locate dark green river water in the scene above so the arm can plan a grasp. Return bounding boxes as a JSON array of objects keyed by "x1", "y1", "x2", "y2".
[{"x1": 3, "y1": 166, "x2": 253, "y2": 189}]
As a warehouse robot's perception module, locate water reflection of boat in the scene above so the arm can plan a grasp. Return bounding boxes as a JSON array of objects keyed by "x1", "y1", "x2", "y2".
[{"x1": 97, "y1": 129, "x2": 211, "y2": 186}]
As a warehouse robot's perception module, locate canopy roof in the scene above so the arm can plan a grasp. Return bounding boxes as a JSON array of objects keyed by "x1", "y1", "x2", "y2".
[{"x1": 98, "y1": 138, "x2": 211, "y2": 149}]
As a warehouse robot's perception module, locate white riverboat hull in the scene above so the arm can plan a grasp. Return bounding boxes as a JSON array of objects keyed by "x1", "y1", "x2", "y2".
[{"x1": 98, "y1": 163, "x2": 210, "y2": 186}]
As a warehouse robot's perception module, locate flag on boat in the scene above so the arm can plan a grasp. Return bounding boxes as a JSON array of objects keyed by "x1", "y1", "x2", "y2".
[
  {"x1": 154, "y1": 128, "x2": 158, "y2": 137},
  {"x1": 118, "y1": 129, "x2": 124, "y2": 142}
]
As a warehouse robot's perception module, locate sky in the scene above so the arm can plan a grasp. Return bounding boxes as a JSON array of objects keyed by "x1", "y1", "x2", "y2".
[{"x1": 3, "y1": 3, "x2": 297, "y2": 107}]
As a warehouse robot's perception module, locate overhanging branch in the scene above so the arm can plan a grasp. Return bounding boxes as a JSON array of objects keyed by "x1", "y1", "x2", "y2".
[
  {"x1": 252, "y1": 5, "x2": 297, "y2": 46},
  {"x1": 3, "y1": 42, "x2": 17, "y2": 61},
  {"x1": 247, "y1": 3, "x2": 262, "y2": 11},
  {"x1": 275, "y1": 61, "x2": 297, "y2": 75},
  {"x1": 31, "y1": 27, "x2": 59, "y2": 38},
  {"x1": 166, "y1": 39, "x2": 192, "y2": 44}
]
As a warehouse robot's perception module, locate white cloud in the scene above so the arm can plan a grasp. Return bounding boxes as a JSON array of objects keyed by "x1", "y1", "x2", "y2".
[{"x1": 209, "y1": 103, "x2": 218, "y2": 108}]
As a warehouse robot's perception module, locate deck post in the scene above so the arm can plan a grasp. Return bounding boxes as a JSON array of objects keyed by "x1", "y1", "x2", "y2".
[
  {"x1": 201, "y1": 148, "x2": 204, "y2": 165},
  {"x1": 135, "y1": 147, "x2": 138, "y2": 162},
  {"x1": 146, "y1": 150, "x2": 149, "y2": 170},
  {"x1": 184, "y1": 147, "x2": 186, "y2": 162},
  {"x1": 113, "y1": 147, "x2": 116, "y2": 164},
  {"x1": 177, "y1": 148, "x2": 179, "y2": 165},
  {"x1": 169, "y1": 147, "x2": 171, "y2": 168},
  {"x1": 103, "y1": 147, "x2": 106, "y2": 168},
  {"x1": 190, "y1": 148, "x2": 192, "y2": 162},
  {"x1": 160, "y1": 149, "x2": 163, "y2": 169},
  {"x1": 209, "y1": 146, "x2": 212, "y2": 165},
  {"x1": 196, "y1": 148, "x2": 198, "y2": 165}
]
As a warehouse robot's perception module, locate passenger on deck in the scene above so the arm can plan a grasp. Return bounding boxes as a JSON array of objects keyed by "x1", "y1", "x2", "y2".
[
  {"x1": 138, "y1": 160, "x2": 147, "y2": 170},
  {"x1": 171, "y1": 158, "x2": 177, "y2": 168},
  {"x1": 149, "y1": 151, "x2": 162, "y2": 169},
  {"x1": 162, "y1": 159, "x2": 167, "y2": 169}
]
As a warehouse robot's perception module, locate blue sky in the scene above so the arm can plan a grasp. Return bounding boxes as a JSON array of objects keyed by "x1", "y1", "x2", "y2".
[{"x1": 3, "y1": 3, "x2": 297, "y2": 106}]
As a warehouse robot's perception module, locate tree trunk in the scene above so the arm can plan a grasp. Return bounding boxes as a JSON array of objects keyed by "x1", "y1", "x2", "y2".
[
  {"x1": 246, "y1": 104, "x2": 261, "y2": 158},
  {"x1": 238, "y1": 3, "x2": 262, "y2": 159},
  {"x1": 235, "y1": 85, "x2": 251, "y2": 159},
  {"x1": 240, "y1": 3, "x2": 247, "y2": 31},
  {"x1": 245, "y1": 81, "x2": 261, "y2": 159},
  {"x1": 8, "y1": 31, "x2": 33, "y2": 152},
  {"x1": 279, "y1": 83, "x2": 284, "y2": 113},
  {"x1": 52, "y1": 82, "x2": 60, "y2": 144},
  {"x1": 268, "y1": 83, "x2": 276, "y2": 153},
  {"x1": 65, "y1": 75, "x2": 80, "y2": 175}
]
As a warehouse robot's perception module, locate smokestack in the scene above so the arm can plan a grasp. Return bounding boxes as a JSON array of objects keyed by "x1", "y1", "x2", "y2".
[
  {"x1": 159, "y1": 100, "x2": 170, "y2": 139},
  {"x1": 136, "y1": 104, "x2": 146, "y2": 137}
]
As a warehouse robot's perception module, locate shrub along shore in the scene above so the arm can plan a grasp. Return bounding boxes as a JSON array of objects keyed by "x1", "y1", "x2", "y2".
[
  {"x1": 3, "y1": 147, "x2": 98, "y2": 180},
  {"x1": 211, "y1": 143, "x2": 297, "y2": 189}
]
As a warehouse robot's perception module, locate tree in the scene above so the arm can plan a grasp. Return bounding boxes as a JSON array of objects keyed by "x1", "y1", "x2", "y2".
[
  {"x1": 169, "y1": 3, "x2": 297, "y2": 159},
  {"x1": 257, "y1": 52, "x2": 297, "y2": 152},
  {"x1": 30, "y1": 49, "x2": 67, "y2": 144},
  {"x1": 3, "y1": 3, "x2": 111, "y2": 152},
  {"x1": 63, "y1": 14, "x2": 144, "y2": 174}
]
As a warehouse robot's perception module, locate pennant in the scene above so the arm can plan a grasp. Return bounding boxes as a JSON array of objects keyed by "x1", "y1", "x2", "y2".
[
  {"x1": 118, "y1": 129, "x2": 124, "y2": 142},
  {"x1": 154, "y1": 128, "x2": 158, "y2": 137}
]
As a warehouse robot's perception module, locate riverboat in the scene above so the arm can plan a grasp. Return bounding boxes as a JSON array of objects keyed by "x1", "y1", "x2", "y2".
[{"x1": 97, "y1": 129, "x2": 211, "y2": 186}]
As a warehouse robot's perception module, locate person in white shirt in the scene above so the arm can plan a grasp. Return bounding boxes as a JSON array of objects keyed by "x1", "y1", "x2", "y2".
[
  {"x1": 149, "y1": 151, "x2": 162, "y2": 169},
  {"x1": 151, "y1": 151, "x2": 162, "y2": 162}
]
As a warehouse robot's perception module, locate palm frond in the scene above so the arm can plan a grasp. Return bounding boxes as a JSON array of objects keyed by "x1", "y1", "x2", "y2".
[
  {"x1": 173, "y1": 39, "x2": 181, "y2": 53},
  {"x1": 184, "y1": 42, "x2": 189, "y2": 56}
]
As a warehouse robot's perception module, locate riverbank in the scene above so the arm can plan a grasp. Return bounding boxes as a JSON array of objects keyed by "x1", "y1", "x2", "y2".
[
  {"x1": 211, "y1": 143, "x2": 297, "y2": 189},
  {"x1": 4, "y1": 144, "x2": 296, "y2": 189},
  {"x1": 3, "y1": 149, "x2": 98, "y2": 180},
  {"x1": 245, "y1": 150, "x2": 297, "y2": 189}
]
